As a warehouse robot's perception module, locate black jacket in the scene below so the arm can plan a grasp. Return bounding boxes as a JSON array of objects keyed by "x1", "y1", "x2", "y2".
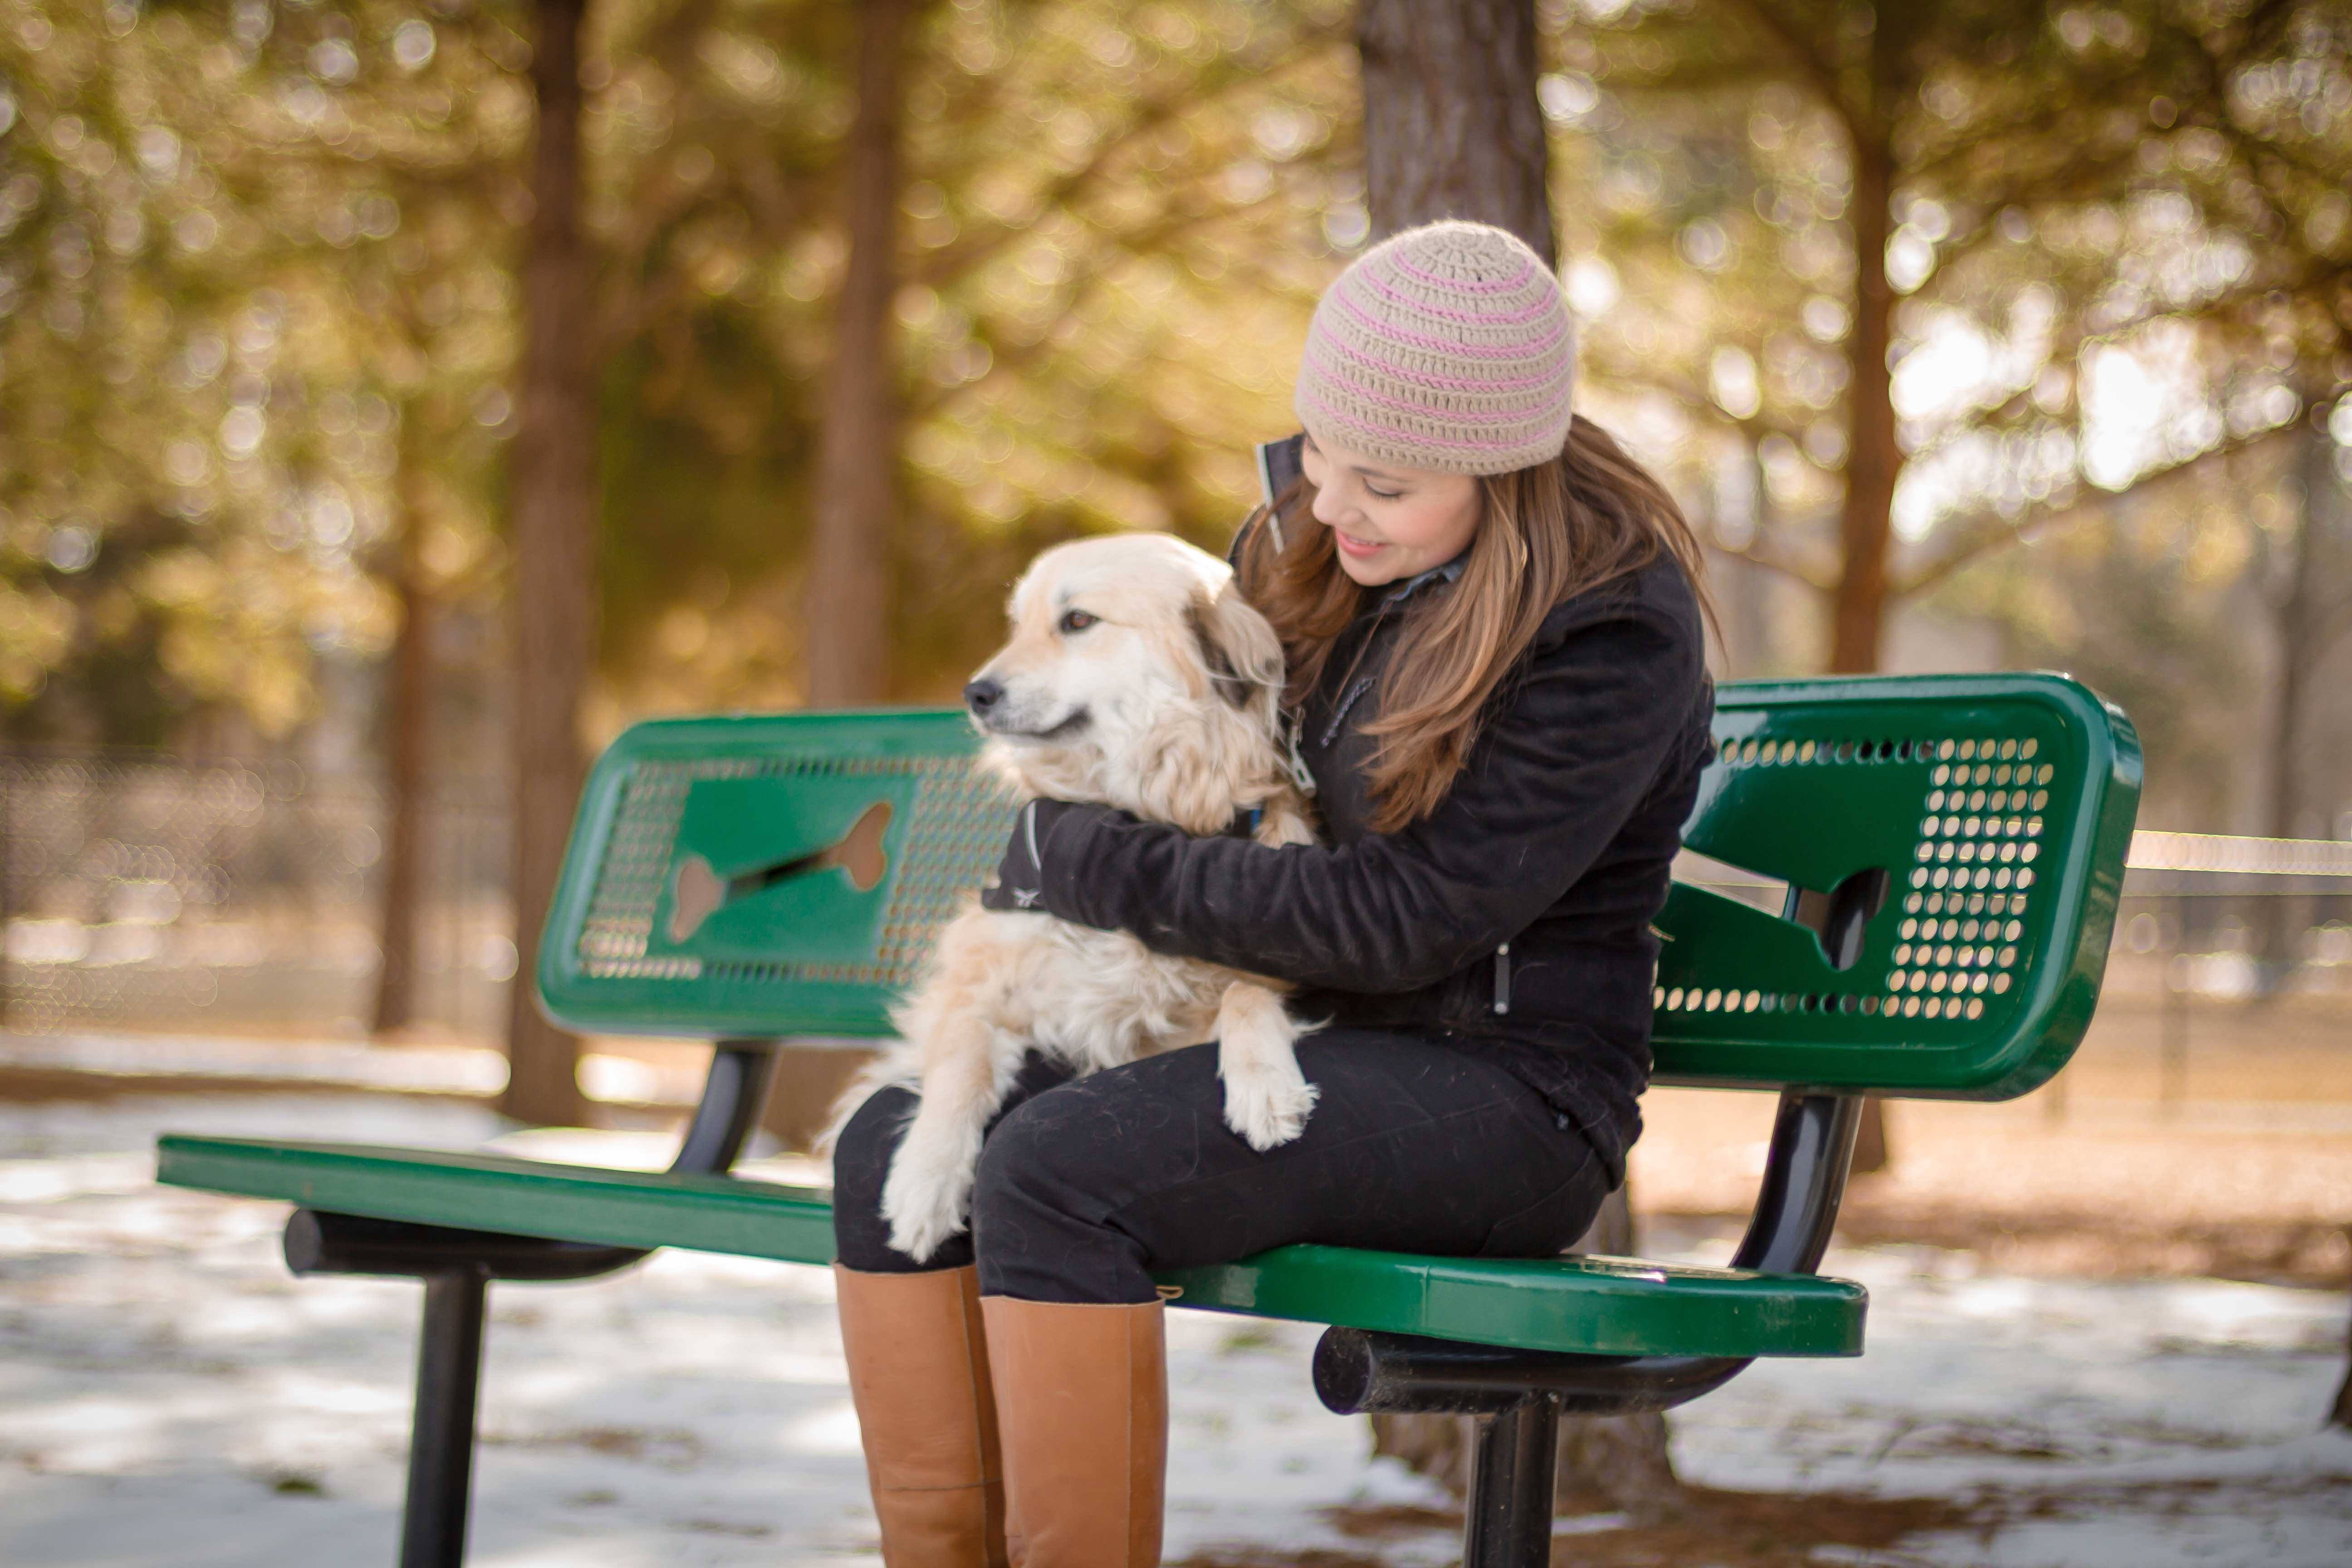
[{"x1": 1031, "y1": 443, "x2": 1716, "y2": 1179}]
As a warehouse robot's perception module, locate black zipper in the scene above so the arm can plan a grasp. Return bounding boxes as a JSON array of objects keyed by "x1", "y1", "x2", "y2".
[{"x1": 1493, "y1": 942, "x2": 1512, "y2": 1015}]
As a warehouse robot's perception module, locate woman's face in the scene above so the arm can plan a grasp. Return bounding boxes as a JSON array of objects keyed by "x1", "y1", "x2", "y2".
[{"x1": 1298, "y1": 434, "x2": 1483, "y2": 587}]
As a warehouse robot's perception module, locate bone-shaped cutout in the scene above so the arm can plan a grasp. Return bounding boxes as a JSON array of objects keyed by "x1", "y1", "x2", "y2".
[
  {"x1": 666, "y1": 799, "x2": 894, "y2": 944},
  {"x1": 1669, "y1": 855, "x2": 1891, "y2": 972},
  {"x1": 1778, "y1": 865, "x2": 1891, "y2": 970}
]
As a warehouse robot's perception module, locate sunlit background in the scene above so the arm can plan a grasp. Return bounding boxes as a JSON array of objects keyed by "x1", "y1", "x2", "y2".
[
  {"x1": 3, "y1": 2, "x2": 2351, "y2": 1563},
  {"x1": 0, "y1": 0, "x2": 2347, "y2": 1042}
]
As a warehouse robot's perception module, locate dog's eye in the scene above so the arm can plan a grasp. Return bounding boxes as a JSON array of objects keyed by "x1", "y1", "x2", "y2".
[{"x1": 1058, "y1": 609, "x2": 1098, "y2": 634}]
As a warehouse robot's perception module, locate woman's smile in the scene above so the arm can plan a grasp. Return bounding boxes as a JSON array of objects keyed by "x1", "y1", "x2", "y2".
[{"x1": 1299, "y1": 434, "x2": 1483, "y2": 585}]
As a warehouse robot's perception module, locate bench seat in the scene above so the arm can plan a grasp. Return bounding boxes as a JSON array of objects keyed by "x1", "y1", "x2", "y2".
[{"x1": 158, "y1": 1133, "x2": 1865, "y2": 1360}]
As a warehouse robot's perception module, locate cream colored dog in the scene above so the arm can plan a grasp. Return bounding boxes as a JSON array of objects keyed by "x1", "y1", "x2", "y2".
[{"x1": 848, "y1": 532, "x2": 1320, "y2": 1264}]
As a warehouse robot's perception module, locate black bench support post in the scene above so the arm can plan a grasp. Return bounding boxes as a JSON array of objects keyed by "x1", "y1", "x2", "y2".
[
  {"x1": 1317, "y1": 1089, "x2": 1864, "y2": 1563},
  {"x1": 402, "y1": 1270, "x2": 488, "y2": 1568},
  {"x1": 671, "y1": 1042, "x2": 777, "y2": 1173},
  {"x1": 1464, "y1": 1394, "x2": 1562, "y2": 1568},
  {"x1": 279, "y1": 1038, "x2": 781, "y2": 1566}
]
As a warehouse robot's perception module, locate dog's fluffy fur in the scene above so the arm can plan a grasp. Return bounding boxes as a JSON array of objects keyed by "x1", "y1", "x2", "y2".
[{"x1": 832, "y1": 533, "x2": 1319, "y2": 1264}]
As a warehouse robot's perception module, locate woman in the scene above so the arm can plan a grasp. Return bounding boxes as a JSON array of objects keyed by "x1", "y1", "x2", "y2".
[{"x1": 829, "y1": 220, "x2": 1716, "y2": 1567}]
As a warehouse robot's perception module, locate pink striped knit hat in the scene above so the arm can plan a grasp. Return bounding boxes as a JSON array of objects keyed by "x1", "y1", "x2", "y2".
[{"x1": 1294, "y1": 220, "x2": 1576, "y2": 476}]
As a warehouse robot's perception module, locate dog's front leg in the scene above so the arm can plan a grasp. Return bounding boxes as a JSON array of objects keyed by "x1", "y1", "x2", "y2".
[
  {"x1": 1215, "y1": 982, "x2": 1317, "y2": 1151},
  {"x1": 882, "y1": 1008, "x2": 1012, "y2": 1264}
]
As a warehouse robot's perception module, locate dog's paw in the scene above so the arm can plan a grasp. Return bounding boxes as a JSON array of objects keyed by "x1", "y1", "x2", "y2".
[
  {"x1": 881, "y1": 1132, "x2": 978, "y2": 1264},
  {"x1": 1222, "y1": 1062, "x2": 1319, "y2": 1151}
]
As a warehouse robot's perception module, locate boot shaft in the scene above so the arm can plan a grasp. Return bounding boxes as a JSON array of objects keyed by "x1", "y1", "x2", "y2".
[{"x1": 980, "y1": 1296, "x2": 1167, "y2": 1568}]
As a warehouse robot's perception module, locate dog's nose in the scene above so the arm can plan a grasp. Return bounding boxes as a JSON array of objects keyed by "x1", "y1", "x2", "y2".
[{"x1": 964, "y1": 678, "x2": 1004, "y2": 715}]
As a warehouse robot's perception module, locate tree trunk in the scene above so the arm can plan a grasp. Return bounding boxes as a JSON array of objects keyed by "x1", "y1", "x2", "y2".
[
  {"x1": 1849, "y1": 1093, "x2": 1890, "y2": 1173},
  {"x1": 1830, "y1": 141, "x2": 1896, "y2": 675},
  {"x1": 2251, "y1": 405, "x2": 2334, "y2": 998},
  {"x1": 1828, "y1": 58, "x2": 1903, "y2": 1171},
  {"x1": 1355, "y1": 0, "x2": 1554, "y2": 265},
  {"x1": 2331, "y1": 1225, "x2": 2352, "y2": 1430},
  {"x1": 501, "y1": 0, "x2": 596, "y2": 1127},
  {"x1": 372, "y1": 414, "x2": 432, "y2": 1036},
  {"x1": 802, "y1": 0, "x2": 912, "y2": 705}
]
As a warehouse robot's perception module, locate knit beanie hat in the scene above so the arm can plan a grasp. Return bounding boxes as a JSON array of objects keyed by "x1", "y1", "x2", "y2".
[{"x1": 1293, "y1": 220, "x2": 1577, "y2": 476}]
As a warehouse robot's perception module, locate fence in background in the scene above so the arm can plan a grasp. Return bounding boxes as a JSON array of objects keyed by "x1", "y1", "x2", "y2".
[
  {"x1": 2077, "y1": 830, "x2": 2352, "y2": 1121},
  {"x1": 0, "y1": 749, "x2": 510, "y2": 1040},
  {"x1": 0, "y1": 752, "x2": 2343, "y2": 1121}
]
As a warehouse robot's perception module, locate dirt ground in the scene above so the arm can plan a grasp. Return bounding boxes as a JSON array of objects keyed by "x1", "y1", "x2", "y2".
[
  {"x1": 1631, "y1": 991, "x2": 2352, "y2": 1288},
  {"x1": 1180, "y1": 1467, "x2": 2352, "y2": 1568}
]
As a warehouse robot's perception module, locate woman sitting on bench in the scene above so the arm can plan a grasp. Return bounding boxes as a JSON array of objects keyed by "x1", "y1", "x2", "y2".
[{"x1": 828, "y1": 220, "x2": 1719, "y2": 1568}]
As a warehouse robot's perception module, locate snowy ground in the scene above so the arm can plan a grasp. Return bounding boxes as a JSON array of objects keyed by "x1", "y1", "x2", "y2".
[{"x1": 3, "y1": 1093, "x2": 2348, "y2": 1567}]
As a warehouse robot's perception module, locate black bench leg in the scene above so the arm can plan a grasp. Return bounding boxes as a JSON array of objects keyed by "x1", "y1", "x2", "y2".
[
  {"x1": 1463, "y1": 1394, "x2": 1562, "y2": 1568},
  {"x1": 401, "y1": 1270, "x2": 488, "y2": 1568}
]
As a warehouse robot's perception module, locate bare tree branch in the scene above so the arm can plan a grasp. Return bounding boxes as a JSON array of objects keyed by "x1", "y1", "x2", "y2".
[
  {"x1": 1712, "y1": 536, "x2": 1837, "y2": 592},
  {"x1": 910, "y1": 31, "x2": 1346, "y2": 290},
  {"x1": 1893, "y1": 421, "x2": 2298, "y2": 597},
  {"x1": 1722, "y1": 0, "x2": 1857, "y2": 138}
]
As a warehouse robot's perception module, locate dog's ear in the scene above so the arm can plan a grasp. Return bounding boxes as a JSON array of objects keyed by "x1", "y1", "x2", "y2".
[{"x1": 1186, "y1": 584, "x2": 1284, "y2": 712}]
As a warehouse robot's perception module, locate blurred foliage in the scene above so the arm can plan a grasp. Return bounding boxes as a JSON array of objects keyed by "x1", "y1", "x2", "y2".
[
  {"x1": 1, "y1": 0, "x2": 2348, "y2": 838},
  {"x1": 0, "y1": 0, "x2": 1352, "y2": 745},
  {"x1": 586, "y1": 0, "x2": 1354, "y2": 722},
  {"x1": 0, "y1": 0, "x2": 518, "y2": 743},
  {"x1": 1536, "y1": 0, "x2": 2351, "y2": 618},
  {"x1": 1519, "y1": 0, "x2": 2352, "y2": 828}
]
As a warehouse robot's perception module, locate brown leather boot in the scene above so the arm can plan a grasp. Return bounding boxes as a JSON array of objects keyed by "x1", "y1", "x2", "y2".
[
  {"x1": 979, "y1": 1296, "x2": 1167, "y2": 1568},
  {"x1": 833, "y1": 1264, "x2": 1009, "y2": 1568}
]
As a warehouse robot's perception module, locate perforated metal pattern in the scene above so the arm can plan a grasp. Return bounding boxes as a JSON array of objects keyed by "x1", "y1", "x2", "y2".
[
  {"x1": 536, "y1": 710, "x2": 1012, "y2": 1038},
  {"x1": 1652, "y1": 732, "x2": 2051, "y2": 1027},
  {"x1": 578, "y1": 759, "x2": 708, "y2": 978},
  {"x1": 573, "y1": 755, "x2": 1012, "y2": 988},
  {"x1": 1638, "y1": 674, "x2": 2140, "y2": 1099},
  {"x1": 1885, "y1": 736, "x2": 2053, "y2": 1023},
  {"x1": 869, "y1": 764, "x2": 1021, "y2": 980}
]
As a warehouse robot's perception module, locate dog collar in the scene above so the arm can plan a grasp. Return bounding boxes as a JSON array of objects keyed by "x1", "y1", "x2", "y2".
[{"x1": 1224, "y1": 805, "x2": 1265, "y2": 840}]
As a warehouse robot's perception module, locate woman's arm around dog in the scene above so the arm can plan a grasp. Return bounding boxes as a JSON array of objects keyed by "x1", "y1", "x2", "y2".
[{"x1": 998, "y1": 565, "x2": 1712, "y2": 995}]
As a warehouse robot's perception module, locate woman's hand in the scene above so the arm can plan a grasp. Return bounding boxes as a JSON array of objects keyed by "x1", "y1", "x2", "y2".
[{"x1": 979, "y1": 799, "x2": 1117, "y2": 913}]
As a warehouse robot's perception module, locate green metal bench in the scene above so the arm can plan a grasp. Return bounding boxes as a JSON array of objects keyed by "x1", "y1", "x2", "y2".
[{"x1": 156, "y1": 671, "x2": 2141, "y2": 1568}]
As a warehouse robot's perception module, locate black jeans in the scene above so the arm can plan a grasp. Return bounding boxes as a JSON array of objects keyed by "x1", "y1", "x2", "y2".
[{"x1": 831, "y1": 1028, "x2": 1613, "y2": 1304}]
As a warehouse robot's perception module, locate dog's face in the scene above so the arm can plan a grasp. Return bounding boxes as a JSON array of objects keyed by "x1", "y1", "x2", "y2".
[{"x1": 965, "y1": 534, "x2": 1284, "y2": 799}]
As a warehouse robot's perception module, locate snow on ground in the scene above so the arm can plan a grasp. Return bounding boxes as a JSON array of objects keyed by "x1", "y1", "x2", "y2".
[{"x1": 2, "y1": 1093, "x2": 2348, "y2": 1567}]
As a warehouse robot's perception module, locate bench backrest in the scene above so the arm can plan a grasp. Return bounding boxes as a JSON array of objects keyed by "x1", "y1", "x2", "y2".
[{"x1": 538, "y1": 673, "x2": 2140, "y2": 1100}]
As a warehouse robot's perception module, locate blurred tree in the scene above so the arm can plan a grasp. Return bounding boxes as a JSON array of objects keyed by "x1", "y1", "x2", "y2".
[
  {"x1": 1357, "y1": 0, "x2": 1552, "y2": 259},
  {"x1": 0, "y1": 1, "x2": 416, "y2": 745},
  {"x1": 584, "y1": 0, "x2": 1356, "y2": 724},
  {"x1": 1548, "y1": 0, "x2": 2340, "y2": 662},
  {"x1": 803, "y1": 0, "x2": 924, "y2": 705},
  {"x1": 505, "y1": 0, "x2": 597, "y2": 1124},
  {"x1": 376, "y1": 407, "x2": 435, "y2": 1033},
  {"x1": 2251, "y1": 396, "x2": 2350, "y2": 986},
  {"x1": 557, "y1": 0, "x2": 1358, "y2": 1135}
]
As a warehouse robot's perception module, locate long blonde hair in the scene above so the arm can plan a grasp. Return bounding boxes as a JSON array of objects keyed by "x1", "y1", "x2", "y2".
[{"x1": 1236, "y1": 415, "x2": 1715, "y2": 833}]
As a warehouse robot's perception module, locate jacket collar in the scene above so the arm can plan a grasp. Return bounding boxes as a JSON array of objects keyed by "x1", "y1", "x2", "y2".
[{"x1": 1377, "y1": 551, "x2": 1468, "y2": 609}]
